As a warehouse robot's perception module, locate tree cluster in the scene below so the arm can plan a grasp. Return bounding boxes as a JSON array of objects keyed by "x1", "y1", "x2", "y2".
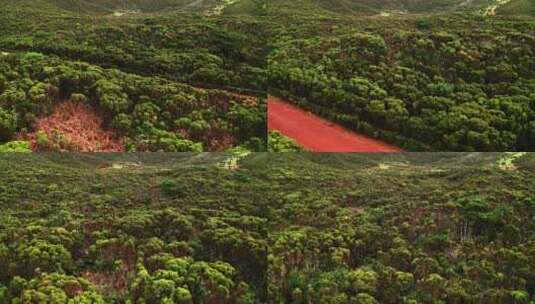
[
  {"x1": 268, "y1": 16, "x2": 535, "y2": 151},
  {"x1": 0, "y1": 52, "x2": 266, "y2": 151}
]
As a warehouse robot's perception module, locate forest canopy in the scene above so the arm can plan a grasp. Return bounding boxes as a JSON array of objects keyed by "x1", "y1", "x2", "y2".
[
  {"x1": 0, "y1": 3, "x2": 267, "y2": 152},
  {"x1": 0, "y1": 152, "x2": 534, "y2": 303},
  {"x1": 0, "y1": 52, "x2": 266, "y2": 151},
  {"x1": 268, "y1": 13, "x2": 535, "y2": 151}
]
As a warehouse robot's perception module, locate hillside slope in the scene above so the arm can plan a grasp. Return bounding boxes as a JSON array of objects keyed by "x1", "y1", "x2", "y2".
[
  {"x1": 267, "y1": 0, "x2": 535, "y2": 16},
  {"x1": 0, "y1": 0, "x2": 268, "y2": 151},
  {"x1": 0, "y1": 153, "x2": 534, "y2": 302},
  {"x1": 268, "y1": 12, "x2": 535, "y2": 151},
  {"x1": 0, "y1": 0, "x2": 223, "y2": 14},
  {"x1": 266, "y1": 152, "x2": 535, "y2": 303},
  {"x1": 497, "y1": 0, "x2": 535, "y2": 16},
  {"x1": 0, "y1": 153, "x2": 269, "y2": 302},
  {"x1": 269, "y1": 0, "x2": 495, "y2": 15}
]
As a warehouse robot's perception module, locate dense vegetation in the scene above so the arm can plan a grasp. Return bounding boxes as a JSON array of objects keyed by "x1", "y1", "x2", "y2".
[
  {"x1": 0, "y1": 0, "x2": 236, "y2": 14},
  {"x1": 4, "y1": 0, "x2": 535, "y2": 152},
  {"x1": 267, "y1": 152, "x2": 535, "y2": 303},
  {"x1": 0, "y1": 52, "x2": 265, "y2": 151},
  {"x1": 268, "y1": 10, "x2": 535, "y2": 151},
  {"x1": 0, "y1": 0, "x2": 267, "y2": 16},
  {"x1": 0, "y1": 2, "x2": 267, "y2": 151},
  {"x1": 269, "y1": 0, "x2": 493, "y2": 16},
  {"x1": 0, "y1": 5, "x2": 267, "y2": 92},
  {"x1": 1, "y1": 152, "x2": 534, "y2": 303},
  {"x1": 0, "y1": 140, "x2": 31, "y2": 152},
  {"x1": 0, "y1": 153, "x2": 269, "y2": 303},
  {"x1": 497, "y1": 0, "x2": 535, "y2": 16},
  {"x1": 268, "y1": 131, "x2": 302, "y2": 152}
]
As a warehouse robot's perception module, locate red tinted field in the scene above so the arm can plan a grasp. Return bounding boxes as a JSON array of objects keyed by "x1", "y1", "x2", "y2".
[
  {"x1": 268, "y1": 96, "x2": 403, "y2": 152},
  {"x1": 21, "y1": 101, "x2": 124, "y2": 152}
]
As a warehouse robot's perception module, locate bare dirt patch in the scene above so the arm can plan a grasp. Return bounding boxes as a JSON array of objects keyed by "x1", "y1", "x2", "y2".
[
  {"x1": 268, "y1": 96, "x2": 403, "y2": 152},
  {"x1": 20, "y1": 101, "x2": 124, "y2": 152}
]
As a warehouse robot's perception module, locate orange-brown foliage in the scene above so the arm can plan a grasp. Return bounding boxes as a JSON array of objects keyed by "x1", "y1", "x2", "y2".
[{"x1": 22, "y1": 101, "x2": 124, "y2": 152}]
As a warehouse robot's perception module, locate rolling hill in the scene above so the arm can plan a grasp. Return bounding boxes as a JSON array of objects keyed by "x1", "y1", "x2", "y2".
[
  {"x1": 268, "y1": 0, "x2": 535, "y2": 16},
  {"x1": 0, "y1": 0, "x2": 265, "y2": 15},
  {"x1": 497, "y1": 0, "x2": 535, "y2": 16}
]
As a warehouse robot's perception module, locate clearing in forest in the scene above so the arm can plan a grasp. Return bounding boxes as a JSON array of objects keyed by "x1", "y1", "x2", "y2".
[
  {"x1": 268, "y1": 96, "x2": 403, "y2": 152},
  {"x1": 20, "y1": 101, "x2": 124, "y2": 152}
]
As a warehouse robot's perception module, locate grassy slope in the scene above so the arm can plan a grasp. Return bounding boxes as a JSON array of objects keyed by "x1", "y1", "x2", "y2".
[
  {"x1": 269, "y1": 0, "x2": 493, "y2": 16},
  {"x1": 498, "y1": 0, "x2": 535, "y2": 16},
  {"x1": 0, "y1": 0, "x2": 219, "y2": 14},
  {"x1": 0, "y1": 0, "x2": 267, "y2": 15},
  {"x1": 223, "y1": 0, "x2": 267, "y2": 15},
  {"x1": 4, "y1": 0, "x2": 532, "y2": 16}
]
